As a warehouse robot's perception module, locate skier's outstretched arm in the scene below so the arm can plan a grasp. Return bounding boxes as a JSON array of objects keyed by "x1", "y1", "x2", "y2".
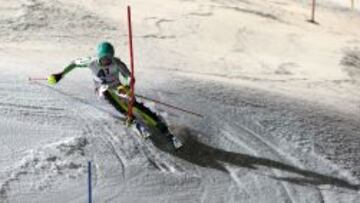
[{"x1": 48, "y1": 57, "x2": 91, "y2": 85}]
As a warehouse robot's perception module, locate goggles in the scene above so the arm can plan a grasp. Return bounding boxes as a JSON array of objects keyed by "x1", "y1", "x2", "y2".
[{"x1": 99, "y1": 56, "x2": 112, "y2": 66}]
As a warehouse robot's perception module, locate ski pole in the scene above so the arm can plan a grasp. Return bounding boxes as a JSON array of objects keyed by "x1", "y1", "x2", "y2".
[
  {"x1": 135, "y1": 94, "x2": 204, "y2": 118},
  {"x1": 28, "y1": 77, "x2": 47, "y2": 81},
  {"x1": 28, "y1": 76, "x2": 203, "y2": 118}
]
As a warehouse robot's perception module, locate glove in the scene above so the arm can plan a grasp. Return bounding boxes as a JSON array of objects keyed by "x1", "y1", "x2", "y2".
[
  {"x1": 117, "y1": 85, "x2": 130, "y2": 95},
  {"x1": 97, "y1": 84, "x2": 109, "y2": 98},
  {"x1": 47, "y1": 72, "x2": 63, "y2": 85}
]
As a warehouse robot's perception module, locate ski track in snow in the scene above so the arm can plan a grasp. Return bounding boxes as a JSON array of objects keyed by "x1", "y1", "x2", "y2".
[
  {"x1": 31, "y1": 81, "x2": 199, "y2": 201},
  {"x1": 1, "y1": 69, "x2": 359, "y2": 202},
  {"x1": 221, "y1": 118, "x2": 324, "y2": 203},
  {"x1": 148, "y1": 74, "x2": 360, "y2": 202},
  {"x1": 1, "y1": 0, "x2": 360, "y2": 202},
  {"x1": 188, "y1": 106, "x2": 308, "y2": 202}
]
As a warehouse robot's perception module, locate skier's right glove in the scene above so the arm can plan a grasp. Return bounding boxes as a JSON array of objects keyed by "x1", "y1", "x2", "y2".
[
  {"x1": 47, "y1": 72, "x2": 63, "y2": 85},
  {"x1": 117, "y1": 85, "x2": 130, "y2": 96}
]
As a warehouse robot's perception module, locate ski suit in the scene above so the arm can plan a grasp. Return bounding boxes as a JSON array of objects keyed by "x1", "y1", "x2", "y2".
[
  {"x1": 63, "y1": 57, "x2": 131, "y2": 88},
  {"x1": 59, "y1": 57, "x2": 165, "y2": 130}
]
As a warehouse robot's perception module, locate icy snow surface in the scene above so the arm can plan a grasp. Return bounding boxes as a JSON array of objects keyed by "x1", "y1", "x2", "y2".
[{"x1": 0, "y1": 0, "x2": 360, "y2": 202}]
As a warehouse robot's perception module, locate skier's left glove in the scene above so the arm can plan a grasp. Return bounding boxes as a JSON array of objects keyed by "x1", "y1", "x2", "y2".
[{"x1": 47, "y1": 72, "x2": 63, "y2": 85}]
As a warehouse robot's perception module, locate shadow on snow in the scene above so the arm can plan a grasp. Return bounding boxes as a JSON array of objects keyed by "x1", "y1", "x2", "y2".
[{"x1": 153, "y1": 127, "x2": 360, "y2": 191}]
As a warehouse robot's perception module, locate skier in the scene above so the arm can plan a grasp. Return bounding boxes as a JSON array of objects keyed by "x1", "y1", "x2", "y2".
[
  {"x1": 48, "y1": 41, "x2": 182, "y2": 148},
  {"x1": 48, "y1": 42, "x2": 131, "y2": 104}
]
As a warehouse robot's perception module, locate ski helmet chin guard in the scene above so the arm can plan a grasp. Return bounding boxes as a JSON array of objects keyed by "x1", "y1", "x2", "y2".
[{"x1": 97, "y1": 41, "x2": 115, "y2": 59}]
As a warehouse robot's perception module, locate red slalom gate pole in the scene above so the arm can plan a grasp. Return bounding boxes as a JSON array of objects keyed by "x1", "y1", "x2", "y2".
[
  {"x1": 310, "y1": 0, "x2": 316, "y2": 23},
  {"x1": 127, "y1": 6, "x2": 135, "y2": 121},
  {"x1": 351, "y1": 0, "x2": 355, "y2": 10}
]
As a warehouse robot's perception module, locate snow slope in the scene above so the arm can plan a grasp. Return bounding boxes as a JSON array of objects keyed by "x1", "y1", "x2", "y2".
[
  {"x1": 315, "y1": 0, "x2": 360, "y2": 11},
  {"x1": 0, "y1": 0, "x2": 360, "y2": 202}
]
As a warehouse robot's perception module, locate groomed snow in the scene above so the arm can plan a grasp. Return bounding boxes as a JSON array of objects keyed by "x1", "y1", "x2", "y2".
[{"x1": 0, "y1": 0, "x2": 359, "y2": 202}]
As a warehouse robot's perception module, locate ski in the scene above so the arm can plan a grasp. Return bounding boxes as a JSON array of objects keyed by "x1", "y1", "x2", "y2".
[
  {"x1": 133, "y1": 120, "x2": 183, "y2": 149},
  {"x1": 133, "y1": 120, "x2": 151, "y2": 139},
  {"x1": 170, "y1": 134, "x2": 183, "y2": 149}
]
